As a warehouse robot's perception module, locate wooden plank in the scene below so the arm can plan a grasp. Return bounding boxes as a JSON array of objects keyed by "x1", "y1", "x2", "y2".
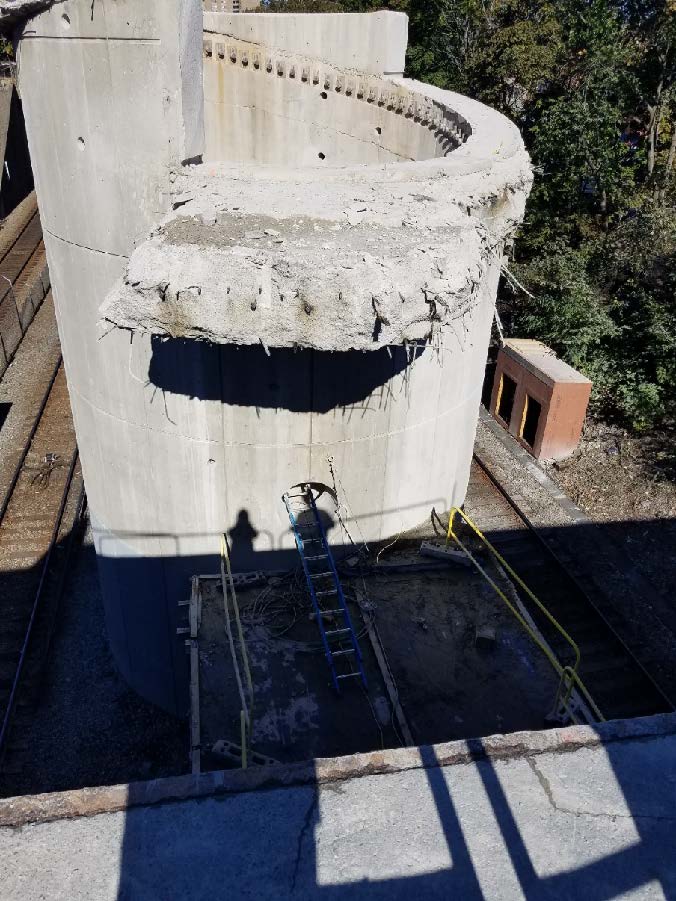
[{"x1": 356, "y1": 590, "x2": 414, "y2": 747}]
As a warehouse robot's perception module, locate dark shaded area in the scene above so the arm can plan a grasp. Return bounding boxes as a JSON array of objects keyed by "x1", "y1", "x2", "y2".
[
  {"x1": 0, "y1": 89, "x2": 33, "y2": 219},
  {"x1": 1, "y1": 504, "x2": 675, "y2": 901},
  {"x1": 148, "y1": 337, "x2": 422, "y2": 413},
  {"x1": 0, "y1": 534, "x2": 187, "y2": 798},
  {"x1": 522, "y1": 395, "x2": 541, "y2": 448},
  {"x1": 0, "y1": 400, "x2": 10, "y2": 431},
  {"x1": 481, "y1": 349, "x2": 497, "y2": 409},
  {"x1": 228, "y1": 508, "x2": 259, "y2": 562},
  {"x1": 497, "y1": 373, "x2": 516, "y2": 425},
  {"x1": 92, "y1": 506, "x2": 676, "y2": 727}
]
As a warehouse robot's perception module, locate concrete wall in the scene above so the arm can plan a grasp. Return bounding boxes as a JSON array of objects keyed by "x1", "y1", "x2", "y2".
[
  {"x1": 202, "y1": 36, "x2": 457, "y2": 165},
  {"x1": 204, "y1": 11, "x2": 408, "y2": 76}
]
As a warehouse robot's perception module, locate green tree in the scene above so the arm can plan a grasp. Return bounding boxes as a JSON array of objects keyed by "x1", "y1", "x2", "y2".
[{"x1": 263, "y1": 0, "x2": 676, "y2": 431}]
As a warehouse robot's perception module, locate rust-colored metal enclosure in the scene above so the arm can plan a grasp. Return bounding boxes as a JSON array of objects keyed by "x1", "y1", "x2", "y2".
[{"x1": 489, "y1": 339, "x2": 591, "y2": 461}]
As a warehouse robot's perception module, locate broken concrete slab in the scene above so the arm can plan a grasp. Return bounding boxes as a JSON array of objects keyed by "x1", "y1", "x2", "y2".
[
  {"x1": 102, "y1": 194, "x2": 490, "y2": 351},
  {"x1": 100, "y1": 53, "x2": 530, "y2": 351}
]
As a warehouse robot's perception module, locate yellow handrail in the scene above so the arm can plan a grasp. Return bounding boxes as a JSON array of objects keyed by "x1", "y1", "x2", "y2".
[
  {"x1": 446, "y1": 507, "x2": 605, "y2": 723},
  {"x1": 220, "y1": 533, "x2": 255, "y2": 766}
]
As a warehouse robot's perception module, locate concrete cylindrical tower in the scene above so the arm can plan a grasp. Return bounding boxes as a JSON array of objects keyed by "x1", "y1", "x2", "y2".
[{"x1": 14, "y1": 0, "x2": 531, "y2": 713}]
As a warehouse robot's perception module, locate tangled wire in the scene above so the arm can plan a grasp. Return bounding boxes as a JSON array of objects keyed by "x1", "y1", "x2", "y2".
[{"x1": 25, "y1": 453, "x2": 66, "y2": 490}]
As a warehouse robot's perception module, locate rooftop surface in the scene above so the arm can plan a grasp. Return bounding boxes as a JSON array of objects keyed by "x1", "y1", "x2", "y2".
[
  {"x1": 1, "y1": 713, "x2": 674, "y2": 899},
  {"x1": 503, "y1": 339, "x2": 592, "y2": 386}
]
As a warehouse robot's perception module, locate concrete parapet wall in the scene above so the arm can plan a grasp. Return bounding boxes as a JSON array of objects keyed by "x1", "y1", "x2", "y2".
[
  {"x1": 201, "y1": 34, "x2": 466, "y2": 165},
  {"x1": 2, "y1": 711, "x2": 674, "y2": 827},
  {"x1": 203, "y1": 10, "x2": 408, "y2": 76}
]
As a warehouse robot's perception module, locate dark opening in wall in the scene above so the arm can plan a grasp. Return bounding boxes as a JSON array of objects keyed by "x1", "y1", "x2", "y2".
[
  {"x1": 0, "y1": 88, "x2": 34, "y2": 219},
  {"x1": 320, "y1": 91, "x2": 328, "y2": 100},
  {"x1": 482, "y1": 347, "x2": 498, "y2": 408},
  {"x1": 521, "y1": 395, "x2": 542, "y2": 448},
  {"x1": 318, "y1": 152, "x2": 325, "y2": 160},
  {"x1": 0, "y1": 402, "x2": 11, "y2": 432},
  {"x1": 497, "y1": 374, "x2": 516, "y2": 425}
]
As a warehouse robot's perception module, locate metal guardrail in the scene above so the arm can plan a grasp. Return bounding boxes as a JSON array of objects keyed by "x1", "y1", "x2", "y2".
[{"x1": 446, "y1": 506, "x2": 605, "y2": 724}]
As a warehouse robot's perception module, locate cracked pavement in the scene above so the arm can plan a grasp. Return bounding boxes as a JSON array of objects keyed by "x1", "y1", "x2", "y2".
[{"x1": 2, "y1": 723, "x2": 675, "y2": 899}]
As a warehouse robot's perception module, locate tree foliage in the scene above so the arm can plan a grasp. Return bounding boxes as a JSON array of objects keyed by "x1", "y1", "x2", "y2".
[{"x1": 264, "y1": 0, "x2": 676, "y2": 431}]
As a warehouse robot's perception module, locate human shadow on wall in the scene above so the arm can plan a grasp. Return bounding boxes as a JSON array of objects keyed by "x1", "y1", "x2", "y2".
[
  {"x1": 147, "y1": 337, "x2": 425, "y2": 413},
  {"x1": 225, "y1": 505, "x2": 337, "y2": 572}
]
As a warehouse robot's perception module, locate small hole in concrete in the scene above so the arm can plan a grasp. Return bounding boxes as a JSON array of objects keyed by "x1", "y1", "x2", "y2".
[
  {"x1": 61, "y1": 13, "x2": 70, "y2": 28},
  {"x1": 376, "y1": 126, "x2": 382, "y2": 135},
  {"x1": 77, "y1": 137, "x2": 85, "y2": 151},
  {"x1": 318, "y1": 152, "x2": 326, "y2": 160},
  {"x1": 320, "y1": 91, "x2": 328, "y2": 100}
]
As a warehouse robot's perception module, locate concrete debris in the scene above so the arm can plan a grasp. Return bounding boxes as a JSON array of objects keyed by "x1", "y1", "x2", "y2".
[
  {"x1": 475, "y1": 625, "x2": 497, "y2": 650},
  {"x1": 419, "y1": 541, "x2": 472, "y2": 567},
  {"x1": 100, "y1": 156, "x2": 528, "y2": 352},
  {"x1": 210, "y1": 739, "x2": 280, "y2": 768},
  {"x1": 99, "y1": 62, "x2": 531, "y2": 352}
]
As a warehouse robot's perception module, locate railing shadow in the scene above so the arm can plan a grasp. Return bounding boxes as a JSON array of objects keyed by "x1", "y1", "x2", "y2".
[
  {"x1": 113, "y1": 726, "x2": 676, "y2": 899},
  {"x1": 1, "y1": 514, "x2": 675, "y2": 898}
]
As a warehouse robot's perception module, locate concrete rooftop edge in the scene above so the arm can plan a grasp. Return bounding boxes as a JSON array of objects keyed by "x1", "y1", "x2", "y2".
[{"x1": 1, "y1": 712, "x2": 675, "y2": 829}]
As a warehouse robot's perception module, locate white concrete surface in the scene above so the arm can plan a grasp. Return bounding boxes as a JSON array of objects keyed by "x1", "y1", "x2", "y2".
[
  {"x1": 1, "y1": 718, "x2": 674, "y2": 900},
  {"x1": 204, "y1": 10, "x2": 408, "y2": 75},
  {"x1": 200, "y1": 41, "x2": 455, "y2": 165}
]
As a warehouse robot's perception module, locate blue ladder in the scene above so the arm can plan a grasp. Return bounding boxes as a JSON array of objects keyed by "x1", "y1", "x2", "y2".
[{"x1": 283, "y1": 484, "x2": 367, "y2": 693}]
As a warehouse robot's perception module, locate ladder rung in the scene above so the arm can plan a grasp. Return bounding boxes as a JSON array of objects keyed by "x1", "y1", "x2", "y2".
[
  {"x1": 316, "y1": 589, "x2": 337, "y2": 597},
  {"x1": 306, "y1": 554, "x2": 328, "y2": 561},
  {"x1": 331, "y1": 649, "x2": 355, "y2": 657},
  {"x1": 337, "y1": 672, "x2": 361, "y2": 680},
  {"x1": 310, "y1": 571, "x2": 333, "y2": 579},
  {"x1": 319, "y1": 608, "x2": 343, "y2": 616},
  {"x1": 325, "y1": 628, "x2": 350, "y2": 636}
]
